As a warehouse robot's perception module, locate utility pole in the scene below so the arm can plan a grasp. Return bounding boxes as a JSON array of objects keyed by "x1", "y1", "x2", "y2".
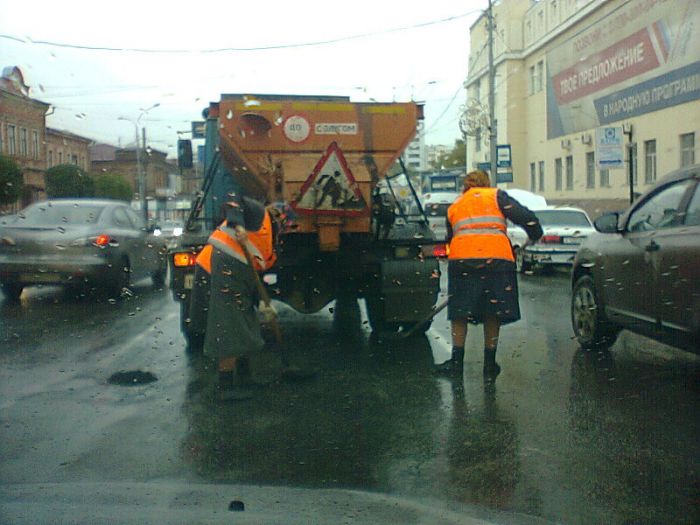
[
  {"x1": 487, "y1": 0, "x2": 498, "y2": 182},
  {"x1": 141, "y1": 127, "x2": 148, "y2": 222}
]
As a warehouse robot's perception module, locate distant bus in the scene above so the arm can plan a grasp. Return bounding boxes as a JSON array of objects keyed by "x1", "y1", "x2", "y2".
[{"x1": 421, "y1": 170, "x2": 464, "y2": 194}]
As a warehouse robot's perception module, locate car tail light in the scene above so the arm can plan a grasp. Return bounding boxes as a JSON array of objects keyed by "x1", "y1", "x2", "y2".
[
  {"x1": 173, "y1": 252, "x2": 197, "y2": 267},
  {"x1": 433, "y1": 244, "x2": 448, "y2": 258},
  {"x1": 540, "y1": 235, "x2": 562, "y2": 244},
  {"x1": 94, "y1": 234, "x2": 112, "y2": 247}
]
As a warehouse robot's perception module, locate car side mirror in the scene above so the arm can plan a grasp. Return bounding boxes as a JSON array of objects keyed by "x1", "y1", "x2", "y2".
[{"x1": 594, "y1": 212, "x2": 621, "y2": 233}]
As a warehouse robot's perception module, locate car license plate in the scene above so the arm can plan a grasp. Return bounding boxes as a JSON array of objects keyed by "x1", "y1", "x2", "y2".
[
  {"x1": 184, "y1": 273, "x2": 194, "y2": 290},
  {"x1": 563, "y1": 237, "x2": 582, "y2": 245}
]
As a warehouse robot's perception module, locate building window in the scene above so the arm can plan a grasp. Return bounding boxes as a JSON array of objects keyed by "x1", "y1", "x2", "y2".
[
  {"x1": 565, "y1": 155, "x2": 574, "y2": 190},
  {"x1": 475, "y1": 127, "x2": 482, "y2": 152},
  {"x1": 600, "y1": 168, "x2": 610, "y2": 187},
  {"x1": 680, "y1": 133, "x2": 695, "y2": 167},
  {"x1": 58, "y1": 152, "x2": 63, "y2": 164},
  {"x1": 7, "y1": 125, "x2": 16, "y2": 155},
  {"x1": 551, "y1": 0, "x2": 558, "y2": 23},
  {"x1": 586, "y1": 152, "x2": 595, "y2": 189},
  {"x1": 555, "y1": 157, "x2": 563, "y2": 190},
  {"x1": 538, "y1": 160, "x2": 545, "y2": 191},
  {"x1": 529, "y1": 66, "x2": 536, "y2": 95},
  {"x1": 31, "y1": 131, "x2": 39, "y2": 159},
  {"x1": 19, "y1": 128, "x2": 28, "y2": 157},
  {"x1": 48, "y1": 150, "x2": 53, "y2": 167},
  {"x1": 537, "y1": 60, "x2": 544, "y2": 92},
  {"x1": 530, "y1": 162, "x2": 536, "y2": 191},
  {"x1": 644, "y1": 139, "x2": 656, "y2": 184},
  {"x1": 474, "y1": 79, "x2": 481, "y2": 102}
]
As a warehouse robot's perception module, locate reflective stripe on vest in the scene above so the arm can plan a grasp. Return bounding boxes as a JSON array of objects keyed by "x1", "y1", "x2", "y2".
[
  {"x1": 447, "y1": 187, "x2": 514, "y2": 262},
  {"x1": 453, "y1": 227, "x2": 508, "y2": 237},
  {"x1": 195, "y1": 243, "x2": 213, "y2": 274},
  {"x1": 206, "y1": 212, "x2": 276, "y2": 272},
  {"x1": 452, "y1": 216, "x2": 506, "y2": 230}
]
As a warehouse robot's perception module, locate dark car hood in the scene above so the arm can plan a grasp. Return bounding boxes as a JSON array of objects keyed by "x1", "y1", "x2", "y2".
[{"x1": 0, "y1": 481, "x2": 554, "y2": 525}]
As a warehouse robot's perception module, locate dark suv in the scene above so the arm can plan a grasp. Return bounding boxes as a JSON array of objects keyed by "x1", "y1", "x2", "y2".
[{"x1": 571, "y1": 165, "x2": 700, "y2": 354}]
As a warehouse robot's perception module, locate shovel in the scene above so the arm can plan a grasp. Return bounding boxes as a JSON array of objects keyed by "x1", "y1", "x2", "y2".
[
  {"x1": 388, "y1": 295, "x2": 451, "y2": 340},
  {"x1": 238, "y1": 237, "x2": 317, "y2": 382}
]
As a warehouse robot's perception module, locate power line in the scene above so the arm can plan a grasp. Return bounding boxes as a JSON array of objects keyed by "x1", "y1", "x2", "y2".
[
  {"x1": 424, "y1": 83, "x2": 466, "y2": 135},
  {"x1": 0, "y1": 10, "x2": 482, "y2": 54}
]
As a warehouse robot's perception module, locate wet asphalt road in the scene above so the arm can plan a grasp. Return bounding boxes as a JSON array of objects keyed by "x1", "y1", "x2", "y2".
[{"x1": 0, "y1": 268, "x2": 698, "y2": 524}]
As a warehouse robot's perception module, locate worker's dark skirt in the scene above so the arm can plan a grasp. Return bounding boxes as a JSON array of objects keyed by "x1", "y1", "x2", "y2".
[{"x1": 447, "y1": 260, "x2": 521, "y2": 325}]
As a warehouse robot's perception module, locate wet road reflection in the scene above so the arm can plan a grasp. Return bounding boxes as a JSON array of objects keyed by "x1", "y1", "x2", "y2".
[{"x1": 1, "y1": 271, "x2": 698, "y2": 524}]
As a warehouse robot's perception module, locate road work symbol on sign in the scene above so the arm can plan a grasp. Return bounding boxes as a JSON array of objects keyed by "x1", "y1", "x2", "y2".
[{"x1": 293, "y1": 142, "x2": 367, "y2": 216}]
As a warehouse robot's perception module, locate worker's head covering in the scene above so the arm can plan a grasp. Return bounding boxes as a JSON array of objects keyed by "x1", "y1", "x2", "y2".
[{"x1": 464, "y1": 170, "x2": 491, "y2": 190}]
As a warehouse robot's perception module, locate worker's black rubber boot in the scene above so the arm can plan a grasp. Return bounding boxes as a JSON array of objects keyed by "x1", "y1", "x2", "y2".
[
  {"x1": 483, "y1": 348, "x2": 501, "y2": 381},
  {"x1": 218, "y1": 371, "x2": 253, "y2": 402},
  {"x1": 434, "y1": 346, "x2": 465, "y2": 376}
]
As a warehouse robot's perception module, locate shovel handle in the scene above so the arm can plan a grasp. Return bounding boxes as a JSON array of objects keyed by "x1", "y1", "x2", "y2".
[
  {"x1": 399, "y1": 295, "x2": 451, "y2": 339},
  {"x1": 238, "y1": 239, "x2": 286, "y2": 364}
]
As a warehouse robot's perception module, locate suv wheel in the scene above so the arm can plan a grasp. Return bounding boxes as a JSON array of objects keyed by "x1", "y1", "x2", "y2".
[{"x1": 571, "y1": 275, "x2": 620, "y2": 349}]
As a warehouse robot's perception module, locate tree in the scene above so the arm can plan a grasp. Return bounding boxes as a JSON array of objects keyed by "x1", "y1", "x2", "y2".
[
  {"x1": 45, "y1": 164, "x2": 95, "y2": 198},
  {"x1": 431, "y1": 139, "x2": 467, "y2": 171},
  {"x1": 0, "y1": 155, "x2": 23, "y2": 205},
  {"x1": 94, "y1": 174, "x2": 133, "y2": 201}
]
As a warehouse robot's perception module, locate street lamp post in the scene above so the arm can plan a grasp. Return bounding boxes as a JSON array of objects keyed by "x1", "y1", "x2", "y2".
[{"x1": 118, "y1": 103, "x2": 160, "y2": 223}]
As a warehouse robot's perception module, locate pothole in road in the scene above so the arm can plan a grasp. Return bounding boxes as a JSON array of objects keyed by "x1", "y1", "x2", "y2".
[{"x1": 108, "y1": 370, "x2": 158, "y2": 386}]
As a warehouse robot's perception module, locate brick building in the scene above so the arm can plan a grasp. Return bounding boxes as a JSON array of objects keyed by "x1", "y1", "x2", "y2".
[
  {"x1": 46, "y1": 128, "x2": 92, "y2": 172},
  {"x1": 0, "y1": 66, "x2": 49, "y2": 207}
]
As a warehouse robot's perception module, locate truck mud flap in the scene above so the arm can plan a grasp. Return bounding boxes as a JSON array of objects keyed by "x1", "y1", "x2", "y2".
[{"x1": 376, "y1": 259, "x2": 440, "y2": 323}]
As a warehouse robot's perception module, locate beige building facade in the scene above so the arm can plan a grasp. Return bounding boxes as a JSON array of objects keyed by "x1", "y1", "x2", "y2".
[
  {"x1": 46, "y1": 128, "x2": 92, "y2": 172},
  {"x1": 465, "y1": 0, "x2": 700, "y2": 217}
]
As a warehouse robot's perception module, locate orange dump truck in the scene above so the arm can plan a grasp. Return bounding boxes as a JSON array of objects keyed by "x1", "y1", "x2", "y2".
[{"x1": 171, "y1": 94, "x2": 441, "y2": 345}]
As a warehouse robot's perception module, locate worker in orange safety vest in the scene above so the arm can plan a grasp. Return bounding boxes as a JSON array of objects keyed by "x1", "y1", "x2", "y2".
[
  {"x1": 190, "y1": 195, "x2": 278, "y2": 401},
  {"x1": 435, "y1": 170, "x2": 542, "y2": 380}
]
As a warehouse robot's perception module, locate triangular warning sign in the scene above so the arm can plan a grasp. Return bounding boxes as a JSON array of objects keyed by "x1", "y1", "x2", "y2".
[{"x1": 292, "y1": 142, "x2": 367, "y2": 216}]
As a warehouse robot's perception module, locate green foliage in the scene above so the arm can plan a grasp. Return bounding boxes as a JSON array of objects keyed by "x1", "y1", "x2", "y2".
[
  {"x1": 45, "y1": 164, "x2": 95, "y2": 198},
  {"x1": 430, "y1": 139, "x2": 467, "y2": 171},
  {"x1": 0, "y1": 155, "x2": 23, "y2": 205},
  {"x1": 94, "y1": 174, "x2": 132, "y2": 201}
]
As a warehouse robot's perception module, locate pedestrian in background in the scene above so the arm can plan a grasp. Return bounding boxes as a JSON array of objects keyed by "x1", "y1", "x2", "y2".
[{"x1": 435, "y1": 170, "x2": 542, "y2": 379}]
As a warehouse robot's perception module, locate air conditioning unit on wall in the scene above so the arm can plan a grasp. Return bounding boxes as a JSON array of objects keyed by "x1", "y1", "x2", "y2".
[
  {"x1": 581, "y1": 133, "x2": 592, "y2": 145},
  {"x1": 560, "y1": 139, "x2": 572, "y2": 150}
]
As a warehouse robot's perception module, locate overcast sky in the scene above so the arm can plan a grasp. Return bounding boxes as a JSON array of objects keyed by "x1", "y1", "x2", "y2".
[{"x1": 1, "y1": 0, "x2": 489, "y2": 156}]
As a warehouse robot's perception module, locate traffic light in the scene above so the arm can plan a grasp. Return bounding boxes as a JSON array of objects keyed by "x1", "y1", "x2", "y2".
[{"x1": 177, "y1": 139, "x2": 193, "y2": 169}]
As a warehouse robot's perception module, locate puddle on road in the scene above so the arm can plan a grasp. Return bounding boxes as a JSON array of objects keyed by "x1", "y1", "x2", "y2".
[{"x1": 108, "y1": 370, "x2": 158, "y2": 386}]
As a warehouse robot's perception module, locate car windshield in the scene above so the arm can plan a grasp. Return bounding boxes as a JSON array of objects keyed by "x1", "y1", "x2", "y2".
[
  {"x1": 535, "y1": 210, "x2": 591, "y2": 227},
  {"x1": 1, "y1": 1, "x2": 698, "y2": 524},
  {"x1": 17, "y1": 203, "x2": 105, "y2": 225}
]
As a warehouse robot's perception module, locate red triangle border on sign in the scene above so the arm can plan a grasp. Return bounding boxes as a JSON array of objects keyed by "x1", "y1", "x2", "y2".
[{"x1": 291, "y1": 141, "x2": 368, "y2": 217}]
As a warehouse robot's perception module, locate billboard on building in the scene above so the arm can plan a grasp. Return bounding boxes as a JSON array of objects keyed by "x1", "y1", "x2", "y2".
[{"x1": 546, "y1": 0, "x2": 700, "y2": 139}]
